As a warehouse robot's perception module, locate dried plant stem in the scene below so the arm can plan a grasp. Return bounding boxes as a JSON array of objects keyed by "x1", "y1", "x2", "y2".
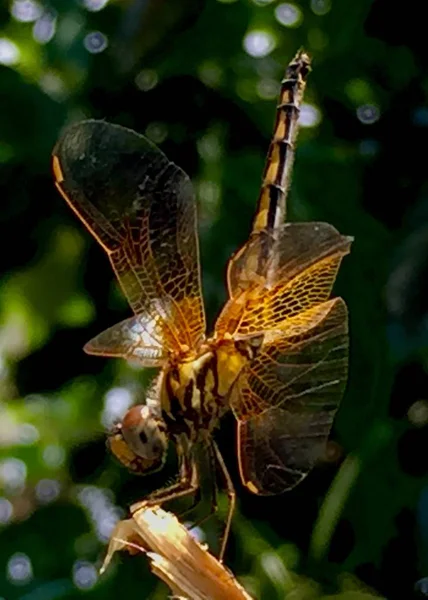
[{"x1": 101, "y1": 505, "x2": 254, "y2": 600}]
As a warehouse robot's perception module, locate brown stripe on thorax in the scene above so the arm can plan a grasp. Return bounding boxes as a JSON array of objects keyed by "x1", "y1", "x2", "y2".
[
  {"x1": 162, "y1": 368, "x2": 193, "y2": 438},
  {"x1": 197, "y1": 353, "x2": 223, "y2": 431},
  {"x1": 161, "y1": 351, "x2": 221, "y2": 440}
]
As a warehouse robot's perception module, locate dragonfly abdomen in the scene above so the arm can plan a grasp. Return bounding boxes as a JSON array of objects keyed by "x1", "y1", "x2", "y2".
[{"x1": 253, "y1": 50, "x2": 311, "y2": 236}]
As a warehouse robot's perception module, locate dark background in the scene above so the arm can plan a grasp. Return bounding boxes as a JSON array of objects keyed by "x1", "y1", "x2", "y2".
[{"x1": 1, "y1": 0, "x2": 428, "y2": 598}]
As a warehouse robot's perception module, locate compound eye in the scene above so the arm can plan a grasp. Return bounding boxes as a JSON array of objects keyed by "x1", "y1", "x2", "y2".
[{"x1": 121, "y1": 404, "x2": 168, "y2": 463}]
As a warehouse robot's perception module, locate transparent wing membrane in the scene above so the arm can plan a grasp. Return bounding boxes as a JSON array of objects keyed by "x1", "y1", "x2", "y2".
[
  {"x1": 217, "y1": 222, "x2": 352, "y2": 338},
  {"x1": 84, "y1": 313, "x2": 168, "y2": 366},
  {"x1": 53, "y1": 120, "x2": 205, "y2": 356},
  {"x1": 233, "y1": 297, "x2": 348, "y2": 494}
]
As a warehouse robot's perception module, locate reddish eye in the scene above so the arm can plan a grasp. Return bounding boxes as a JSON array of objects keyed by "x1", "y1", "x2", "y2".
[
  {"x1": 120, "y1": 404, "x2": 168, "y2": 463},
  {"x1": 107, "y1": 430, "x2": 165, "y2": 476}
]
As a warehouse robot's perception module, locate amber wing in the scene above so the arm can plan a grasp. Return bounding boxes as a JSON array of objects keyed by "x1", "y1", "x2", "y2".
[
  {"x1": 216, "y1": 222, "x2": 352, "y2": 339},
  {"x1": 216, "y1": 222, "x2": 351, "y2": 494},
  {"x1": 234, "y1": 297, "x2": 348, "y2": 494},
  {"x1": 53, "y1": 120, "x2": 205, "y2": 362}
]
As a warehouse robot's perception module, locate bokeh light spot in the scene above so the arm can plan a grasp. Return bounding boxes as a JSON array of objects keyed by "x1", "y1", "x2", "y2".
[
  {"x1": 299, "y1": 103, "x2": 322, "y2": 127},
  {"x1": 18, "y1": 423, "x2": 39, "y2": 445},
  {"x1": 275, "y1": 3, "x2": 302, "y2": 27},
  {"x1": 0, "y1": 458, "x2": 27, "y2": 492},
  {"x1": 84, "y1": 31, "x2": 108, "y2": 54},
  {"x1": 197, "y1": 133, "x2": 222, "y2": 162},
  {"x1": 0, "y1": 38, "x2": 20, "y2": 66},
  {"x1": 7, "y1": 553, "x2": 33, "y2": 585},
  {"x1": 78, "y1": 485, "x2": 121, "y2": 542},
  {"x1": 198, "y1": 61, "x2": 223, "y2": 87},
  {"x1": 184, "y1": 522, "x2": 206, "y2": 543},
  {"x1": 408, "y1": 400, "x2": 428, "y2": 427},
  {"x1": 33, "y1": 11, "x2": 56, "y2": 44},
  {"x1": 0, "y1": 497, "x2": 13, "y2": 524},
  {"x1": 43, "y1": 444, "x2": 65, "y2": 468},
  {"x1": 135, "y1": 69, "x2": 158, "y2": 91},
  {"x1": 39, "y1": 72, "x2": 67, "y2": 100},
  {"x1": 36, "y1": 479, "x2": 61, "y2": 504},
  {"x1": 415, "y1": 577, "x2": 428, "y2": 596},
  {"x1": 102, "y1": 386, "x2": 133, "y2": 429},
  {"x1": 346, "y1": 78, "x2": 373, "y2": 104},
  {"x1": 243, "y1": 31, "x2": 276, "y2": 58},
  {"x1": 257, "y1": 78, "x2": 280, "y2": 100},
  {"x1": 82, "y1": 0, "x2": 109, "y2": 11},
  {"x1": 356, "y1": 103, "x2": 380, "y2": 124},
  {"x1": 145, "y1": 122, "x2": 168, "y2": 144},
  {"x1": 310, "y1": 0, "x2": 331, "y2": 15},
  {"x1": 72, "y1": 560, "x2": 98, "y2": 590},
  {"x1": 11, "y1": 0, "x2": 42, "y2": 22},
  {"x1": 198, "y1": 181, "x2": 221, "y2": 209}
]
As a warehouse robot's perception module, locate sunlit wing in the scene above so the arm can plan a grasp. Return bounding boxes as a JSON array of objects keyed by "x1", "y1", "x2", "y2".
[
  {"x1": 52, "y1": 120, "x2": 205, "y2": 361},
  {"x1": 83, "y1": 314, "x2": 168, "y2": 364},
  {"x1": 231, "y1": 297, "x2": 348, "y2": 494},
  {"x1": 215, "y1": 222, "x2": 352, "y2": 339}
]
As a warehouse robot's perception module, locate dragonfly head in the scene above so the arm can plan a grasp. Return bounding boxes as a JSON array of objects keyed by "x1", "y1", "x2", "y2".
[{"x1": 107, "y1": 404, "x2": 168, "y2": 475}]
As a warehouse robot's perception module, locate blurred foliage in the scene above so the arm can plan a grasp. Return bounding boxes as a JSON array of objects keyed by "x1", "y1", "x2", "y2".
[{"x1": 1, "y1": 0, "x2": 428, "y2": 598}]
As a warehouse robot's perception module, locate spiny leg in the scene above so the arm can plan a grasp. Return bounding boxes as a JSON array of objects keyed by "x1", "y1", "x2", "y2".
[
  {"x1": 213, "y1": 441, "x2": 236, "y2": 563},
  {"x1": 186, "y1": 442, "x2": 235, "y2": 563},
  {"x1": 131, "y1": 444, "x2": 198, "y2": 514},
  {"x1": 130, "y1": 440, "x2": 235, "y2": 563},
  {"x1": 182, "y1": 441, "x2": 218, "y2": 527}
]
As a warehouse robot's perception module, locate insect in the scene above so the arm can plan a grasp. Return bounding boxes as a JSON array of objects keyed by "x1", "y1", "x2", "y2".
[{"x1": 52, "y1": 49, "x2": 352, "y2": 561}]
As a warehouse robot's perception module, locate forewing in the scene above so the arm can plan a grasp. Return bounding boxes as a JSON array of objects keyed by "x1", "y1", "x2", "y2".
[
  {"x1": 233, "y1": 297, "x2": 348, "y2": 494},
  {"x1": 216, "y1": 222, "x2": 352, "y2": 339},
  {"x1": 53, "y1": 120, "x2": 205, "y2": 355}
]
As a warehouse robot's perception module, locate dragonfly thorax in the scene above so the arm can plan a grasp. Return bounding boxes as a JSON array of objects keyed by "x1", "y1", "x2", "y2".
[
  {"x1": 161, "y1": 350, "x2": 217, "y2": 441},
  {"x1": 160, "y1": 339, "x2": 253, "y2": 442}
]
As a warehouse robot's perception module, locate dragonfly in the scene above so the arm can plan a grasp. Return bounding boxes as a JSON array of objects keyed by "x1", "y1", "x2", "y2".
[{"x1": 52, "y1": 49, "x2": 352, "y2": 561}]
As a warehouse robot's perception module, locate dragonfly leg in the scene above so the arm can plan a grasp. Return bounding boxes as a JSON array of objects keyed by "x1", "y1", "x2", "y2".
[
  {"x1": 184, "y1": 442, "x2": 235, "y2": 562},
  {"x1": 213, "y1": 441, "x2": 236, "y2": 563},
  {"x1": 177, "y1": 487, "x2": 203, "y2": 519},
  {"x1": 131, "y1": 447, "x2": 198, "y2": 514},
  {"x1": 180, "y1": 441, "x2": 218, "y2": 524}
]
